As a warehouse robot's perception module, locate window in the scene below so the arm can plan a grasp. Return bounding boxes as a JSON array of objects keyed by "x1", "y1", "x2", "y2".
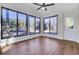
[
  {"x1": 1, "y1": 7, "x2": 28, "y2": 39},
  {"x1": 43, "y1": 18, "x2": 49, "y2": 33},
  {"x1": 35, "y1": 18, "x2": 40, "y2": 33},
  {"x1": 43, "y1": 15, "x2": 58, "y2": 34},
  {"x1": 1, "y1": 8, "x2": 17, "y2": 39},
  {"x1": 29, "y1": 16, "x2": 35, "y2": 34},
  {"x1": 50, "y1": 16, "x2": 58, "y2": 34},
  {"x1": 1, "y1": 8, "x2": 9, "y2": 39},
  {"x1": 8, "y1": 10, "x2": 17, "y2": 37},
  {"x1": 1, "y1": 7, "x2": 40, "y2": 39},
  {"x1": 18, "y1": 13, "x2": 27, "y2": 36},
  {"x1": 29, "y1": 16, "x2": 40, "y2": 34}
]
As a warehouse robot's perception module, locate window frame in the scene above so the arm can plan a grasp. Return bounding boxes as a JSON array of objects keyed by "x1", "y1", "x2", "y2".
[
  {"x1": 17, "y1": 12, "x2": 28, "y2": 36},
  {"x1": 43, "y1": 15, "x2": 58, "y2": 35},
  {"x1": 35, "y1": 17, "x2": 41, "y2": 34},
  {"x1": 1, "y1": 6, "x2": 41, "y2": 39},
  {"x1": 43, "y1": 17, "x2": 50, "y2": 34},
  {"x1": 1, "y1": 7, "x2": 18, "y2": 39},
  {"x1": 1, "y1": 6, "x2": 28, "y2": 39},
  {"x1": 28, "y1": 15, "x2": 36, "y2": 35},
  {"x1": 28, "y1": 15, "x2": 41, "y2": 35},
  {"x1": 8, "y1": 9, "x2": 18, "y2": 37}
]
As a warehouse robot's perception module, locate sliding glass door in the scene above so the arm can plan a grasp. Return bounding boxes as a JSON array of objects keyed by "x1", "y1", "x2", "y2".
[
  {"x1": 43, "y1": 18, "x2": 49, "y2": 33},
  {"x1": 50, "y1": 16, "x2": 58, "y2": 34},
  {"x1": 8, "y1": 10, "x2": 17, "y2": 37},
  {"x1": 43, "y1": 15, "x2": 58, "y2": 34},
  {"x1": 29, "y1": 16, "x2": 35, "y2": 34},
  {"x1": 18, "y1": 13, "x2": 27, "y2": 36},
  {"x1": 29, "y1": 16, "x2": 40, "y2": 34},
  {"x1": 1, "y1": 7, "x2": 41, "y2": 39},
  {"x1": 1, "y1": 8, "x2": 17, "y2": 39},
  {"x1": 35, "y1": 18, "x2": 40, "y2": 33},
  {"x1": 1, "y1": 8, "x2": 9, "y2": 39}
]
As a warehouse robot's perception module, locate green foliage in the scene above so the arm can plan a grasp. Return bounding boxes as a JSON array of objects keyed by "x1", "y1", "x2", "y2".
[{"x1": 18, "y1": 21, "x2": 24, "y2": 27}]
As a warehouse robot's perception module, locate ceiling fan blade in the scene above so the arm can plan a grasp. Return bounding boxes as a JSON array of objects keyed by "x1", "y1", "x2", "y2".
[
  {"x1": 43, "y1": 3, "x2": 45, "y2": 6},
  {"x1": 37, "y1": 6, "x2": 43, "y2": 10},
  {"x1": 45, "y1": 3, "x2": 55, "y2": 6},
  {"x1": 33, "y1": 3, "x2": 42, "y2": 6}
]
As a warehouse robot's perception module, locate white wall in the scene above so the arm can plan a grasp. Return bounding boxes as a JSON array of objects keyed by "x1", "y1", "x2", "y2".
[{"x1": 63, "y1": 9, "x2": 79, "y2": 42}]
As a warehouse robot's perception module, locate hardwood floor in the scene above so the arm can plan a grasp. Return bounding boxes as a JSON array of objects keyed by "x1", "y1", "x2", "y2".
[
  {"x1": 1, "y1": 36, "x2": 79, "y2": 55},
  {"x1": 0, "y1": 46, "x2": 2, "y2": 54}
]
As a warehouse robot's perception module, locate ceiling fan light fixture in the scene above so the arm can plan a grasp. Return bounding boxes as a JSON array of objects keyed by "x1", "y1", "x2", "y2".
[{"x1": 41, "y1": 7, "x2": 45, "y2": 10}]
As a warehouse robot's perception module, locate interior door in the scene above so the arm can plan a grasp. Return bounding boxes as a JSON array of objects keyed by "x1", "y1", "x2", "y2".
[{"x1": 63, "y1": 17, "x2": 76, "y2": 41}]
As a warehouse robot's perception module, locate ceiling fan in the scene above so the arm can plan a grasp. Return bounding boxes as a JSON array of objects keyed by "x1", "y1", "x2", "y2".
[{"x1": 33, "y1": 3, "x2": 55, "y2": 11}]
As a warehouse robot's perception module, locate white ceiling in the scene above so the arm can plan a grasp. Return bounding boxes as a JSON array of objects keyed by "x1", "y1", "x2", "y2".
[
  {"x1": 1, "y1": 3, "x2": 79, "y2": 17},
  {"x1": 29, "y1": 3, "x2": 78, "y2": 11},
  {"x1": 28, "y1": 3, "x2": 79, "y2": 17}
]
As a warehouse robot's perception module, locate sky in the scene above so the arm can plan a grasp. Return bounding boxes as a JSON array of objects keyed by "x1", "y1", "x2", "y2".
[{"x1": 3, "y1": 8, "x2": 27, "y2": 22}]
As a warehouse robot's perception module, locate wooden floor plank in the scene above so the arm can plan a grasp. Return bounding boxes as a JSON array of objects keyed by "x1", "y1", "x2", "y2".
[{"x1": 1, "y1": 36, "x2": 79, "y2": 55}]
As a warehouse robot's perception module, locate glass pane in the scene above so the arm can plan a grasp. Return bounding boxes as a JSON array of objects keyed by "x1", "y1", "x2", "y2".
[
  {"x1": 50, "y1": 17, "x2": 57, "y2": 33},
  {"x1": 43, "y1": 18, "x2": 49, "y2": 33},
  {"x1": 36, "y1": 18, "x2": 40, "y2": 33},
  {"x1": 9, "y1": 10, "x2": 17, "y2": 37},
  {"x1": 29, "y1": 16, "x2": 35, "y2": 34},
  {"x1": 2, "y1": 8, "x2": 10, "y2": 38},
  {"x1": 18, "y1": 13, "x2": 27, "y2": 36}
]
